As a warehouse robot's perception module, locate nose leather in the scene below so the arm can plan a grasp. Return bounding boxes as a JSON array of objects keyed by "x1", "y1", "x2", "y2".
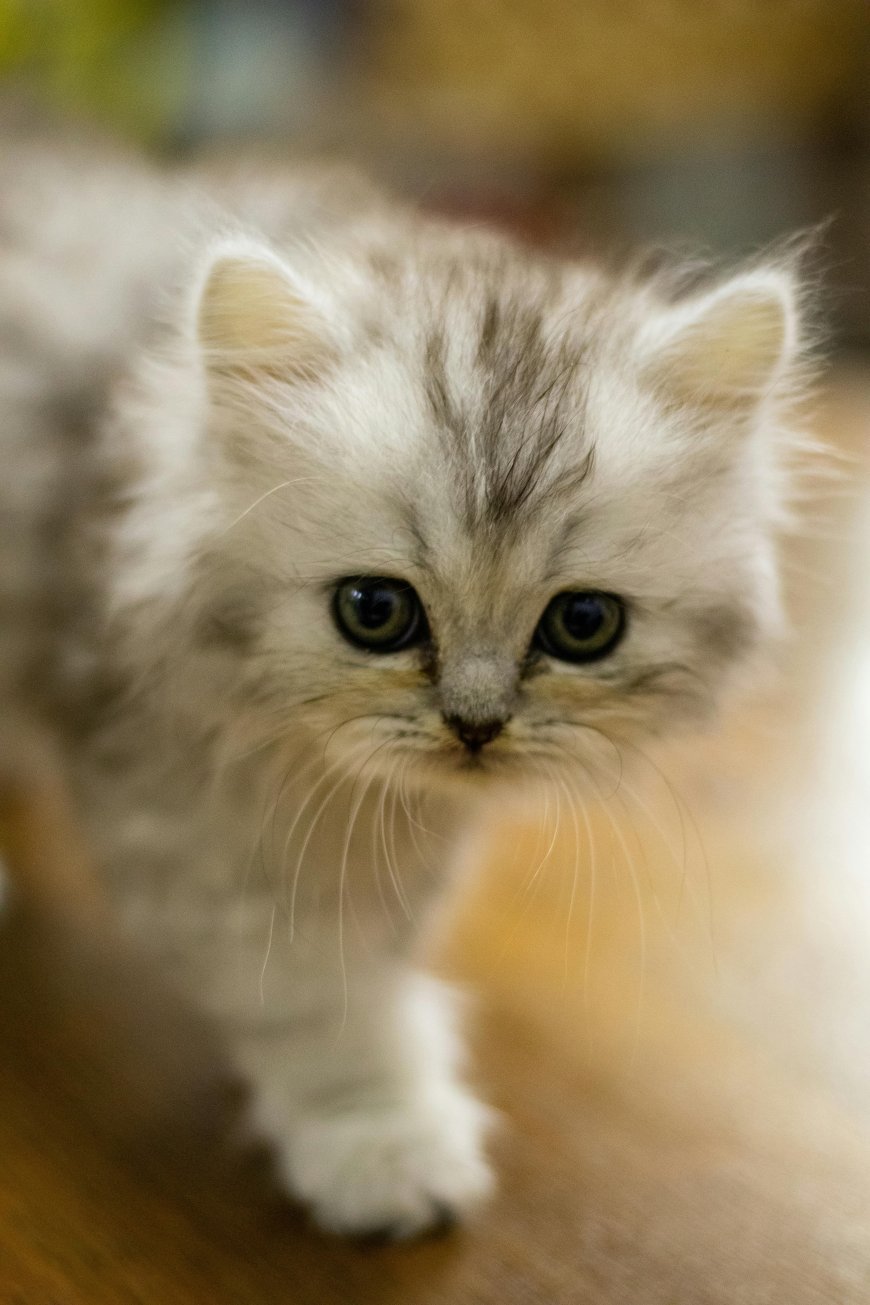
[
  {"x1": 444, "y1": 715, "x2": 506, "y2": 753},
  {"x1": 437, "y1": 650, "x2": 518, "y2": 743}
]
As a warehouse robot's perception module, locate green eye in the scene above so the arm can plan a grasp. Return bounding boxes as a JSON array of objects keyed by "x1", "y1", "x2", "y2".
[
  {"x1": 332, "y1": 577, "x2": 426, "y2": 653},
  {"x1": 534, "y1": 591, "x2": 626, "y2": 663}
]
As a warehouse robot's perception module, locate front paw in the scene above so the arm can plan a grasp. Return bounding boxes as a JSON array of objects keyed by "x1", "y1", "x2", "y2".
[{"x1": 282, "y1": 1086, "x2": 496, "y2": 1239}]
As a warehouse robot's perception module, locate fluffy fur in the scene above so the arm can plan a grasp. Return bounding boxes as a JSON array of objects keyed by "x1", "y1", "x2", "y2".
[{"x1": 0, "y1": 135, "x2": 808, "y2": 1236}]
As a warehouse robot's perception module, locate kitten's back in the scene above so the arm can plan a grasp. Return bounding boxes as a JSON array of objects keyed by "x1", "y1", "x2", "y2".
[{"x1": 0, "y1": 137, "x2": 194, "y2": 711}]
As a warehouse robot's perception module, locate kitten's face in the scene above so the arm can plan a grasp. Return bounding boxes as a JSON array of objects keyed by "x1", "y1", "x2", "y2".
[{"x1": 194, "y1": 229, "x2": 798, "y2": 792}]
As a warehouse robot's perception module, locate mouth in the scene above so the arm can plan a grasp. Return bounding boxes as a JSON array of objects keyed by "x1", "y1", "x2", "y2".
[
  {"x1": 438, "y1": 739, "x2": 517, "y2": 780},
  {"x1": 366, "y1": 735, "x2": 505, "y2": 779},
  {"x1": 315, "y1": 719, "x2": 525, "y2": 784}
]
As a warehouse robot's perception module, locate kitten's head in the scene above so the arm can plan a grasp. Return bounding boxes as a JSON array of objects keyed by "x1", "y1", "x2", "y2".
[{"x1": 187, "y1": 221, "x2": 805, "y2": 791}]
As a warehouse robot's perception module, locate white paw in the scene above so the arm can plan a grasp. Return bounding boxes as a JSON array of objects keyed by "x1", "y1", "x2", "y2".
[{"x1": 282, "y1": 1086, "x2": 496, "y2": 1239}]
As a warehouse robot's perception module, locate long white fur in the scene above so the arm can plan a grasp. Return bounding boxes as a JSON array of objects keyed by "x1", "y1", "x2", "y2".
[{"x1": 0, "y1": 138, "x2": 811, "y2": 1237}]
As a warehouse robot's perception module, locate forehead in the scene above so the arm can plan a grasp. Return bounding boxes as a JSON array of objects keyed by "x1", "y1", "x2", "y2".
[
  {"x1": 305, "y1": 245, "x2": 696, "y2": 614},
  {"x1": 359, "y1": 261, "x2": 604, "y2": 527},
  {"x1": 378, "y1": 313, "x2": 592, "y2": 580},
  {"x1": 419, "y1": 310, "x2": 594, "y2": 535}
]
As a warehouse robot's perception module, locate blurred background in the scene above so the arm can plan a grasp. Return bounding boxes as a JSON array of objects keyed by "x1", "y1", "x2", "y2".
[
  {"x1": 5, "y1": 6, "x2": 870, "y2": 1302},
  {"x1": 1, "y1": 0, "x2": 869, "y2": 342}
]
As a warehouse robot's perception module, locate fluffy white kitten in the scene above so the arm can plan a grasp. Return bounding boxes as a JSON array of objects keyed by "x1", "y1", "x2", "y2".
[{"x1": 0, "y1": 136, "x2": 806, "y2": 1237}]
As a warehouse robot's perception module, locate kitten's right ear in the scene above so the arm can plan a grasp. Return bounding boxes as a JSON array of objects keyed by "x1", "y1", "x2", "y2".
[
  {"x1": 195, "y1": 239, "x2": 337, "y2": 384},
  {"x1": 640, "y1": 267, "x2": 800, "y2": 416}
]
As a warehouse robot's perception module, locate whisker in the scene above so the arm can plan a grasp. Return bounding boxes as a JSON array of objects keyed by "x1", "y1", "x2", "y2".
[
  {"x1": 258, "y1": 903, "x2": 277, "y2": 1006},
  {"x1": 593, "y1": 778, "x2": 648, "y2": 1065},
  {"x1": 287, "y1": 746, "x2": 371, "y2": 938},
  {"x1": 613, "y1": 736, "x2": 716, "y2": 966},
  {"x1": 218, "y1": 477, "x2": 318, "y2": 536},
  {"x1": 547, "y1": 761, "x2": 583, "y2": 993},
  {"x1": 387, "y1": 760, "x2": 414, "y2": 923},
  {"x1": 371, "y1": 758, "x2": 399, "y2": 935},
  {"x1": 333, "y1": 735, "x2": 399, "y2": 1039}
]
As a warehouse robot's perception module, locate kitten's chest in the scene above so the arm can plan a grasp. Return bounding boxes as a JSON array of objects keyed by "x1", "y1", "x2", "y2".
[
  {"x1": 68, "y1": 717, "x2": 457, "y2": 959},
  {"x1": 69, "y1": 719, "x2": 268, "y2": 945}
]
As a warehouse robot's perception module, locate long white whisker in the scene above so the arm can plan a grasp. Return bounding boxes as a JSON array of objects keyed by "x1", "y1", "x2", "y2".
[
  {"x1": 371, "y1": 761, "x2": 399, "y2": 935},
  {"x1": 333, "y1": 736, "x2": 398, "y2": 1039},
  {"x1": 595, "y1": 777, "x2": 647, "y2": 1065},
  {"x1": 497, "y1": 763, "x2": 561, "y2": 961},
  {"x1": 287, "y1": 746, "x2": 369, "y2": 938},
  {"x1": 547, "y1": 762, "x2": 583, "y2": 992},
  {"x1": 258, "y1": 903, "x2": 277, "y2": 1006},
  {"x1": 219, "y1": 478, "x2": 316, "y2": 536},
  {"x1": 388, "y1": 758, "x2": 416, "y2": 922},
  {"x1": 615, "y1": 736, "x2": 716, "y2": 965}
]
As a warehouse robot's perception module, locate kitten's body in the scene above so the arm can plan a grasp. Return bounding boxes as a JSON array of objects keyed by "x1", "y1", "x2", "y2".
[{"x1": 0, "y1": 135, "x2": 805, "y2": 1235}]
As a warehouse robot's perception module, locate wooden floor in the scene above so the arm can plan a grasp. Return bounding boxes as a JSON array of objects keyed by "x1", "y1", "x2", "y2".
[{"x1": 4, "y1": 372, "x2": 870, "y2": 1303}]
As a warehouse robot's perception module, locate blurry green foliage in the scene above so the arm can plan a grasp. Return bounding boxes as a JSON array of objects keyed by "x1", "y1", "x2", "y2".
[{"x1": 0, "y1": 0, "x2": 189, "y2": 141}]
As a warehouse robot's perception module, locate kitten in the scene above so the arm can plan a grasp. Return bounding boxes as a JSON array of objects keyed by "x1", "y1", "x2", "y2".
[{"x1": 0, "y1": 135, "x2": 806, "y2": 1237}]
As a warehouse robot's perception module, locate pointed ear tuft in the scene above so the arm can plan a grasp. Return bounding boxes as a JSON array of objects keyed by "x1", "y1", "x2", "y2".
[
  {"x1": 642, "y1": 269, "x2": 799, "y2": 413},
  {"x1": 195, "y1": 240, "x2": 336, "y2": 382}
]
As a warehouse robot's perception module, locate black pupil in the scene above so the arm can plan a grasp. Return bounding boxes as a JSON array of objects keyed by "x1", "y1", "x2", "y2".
[
  {"x1": 560, "y1": 594, "x2": 604, "y2": 640},
  {"x1": 355, "y1": 584, "x2": 399, "y2": 630}
]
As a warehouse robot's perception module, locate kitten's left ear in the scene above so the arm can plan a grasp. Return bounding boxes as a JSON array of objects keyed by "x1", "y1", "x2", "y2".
[
  {"x1": 195, "y1": 238, "x2": 337, "y2": 383},
  {"x1": 642, "y1": 267, "x2": 799, "y2": 414}
]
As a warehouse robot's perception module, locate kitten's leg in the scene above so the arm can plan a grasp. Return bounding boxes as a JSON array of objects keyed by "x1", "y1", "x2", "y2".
[
  {"x1": 181, "y1": 778, "x2": 494, "y2": 1238},
  {"x1": 230, "y1": 939, "x2": 494, "y2": 1238}
]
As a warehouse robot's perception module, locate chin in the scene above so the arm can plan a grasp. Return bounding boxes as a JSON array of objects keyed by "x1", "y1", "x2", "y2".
[
  {"x1": 316, "y1": 725, "x2": 561, "y2": 793},
  {"x1": 401, "y1": 744, "x2": 539, "y2": 795}
]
